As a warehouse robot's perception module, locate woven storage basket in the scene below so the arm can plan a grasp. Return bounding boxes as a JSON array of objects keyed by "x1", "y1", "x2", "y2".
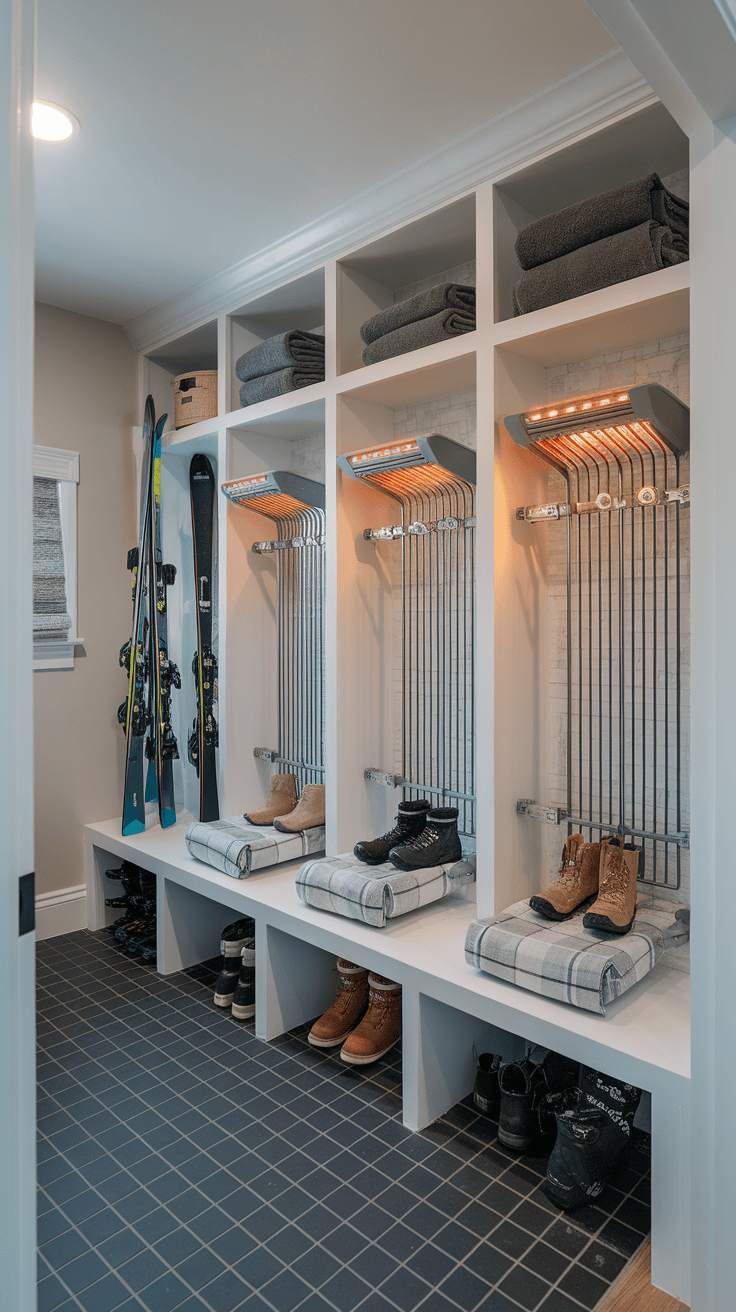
[{"x1": 173, "y1": 369, "x2": 217, "y2": 429}]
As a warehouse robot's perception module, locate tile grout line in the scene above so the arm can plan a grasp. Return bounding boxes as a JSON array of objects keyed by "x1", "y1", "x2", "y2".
[{"x1": 37, "y1": 932, "x2": 650, "y2": 1312}]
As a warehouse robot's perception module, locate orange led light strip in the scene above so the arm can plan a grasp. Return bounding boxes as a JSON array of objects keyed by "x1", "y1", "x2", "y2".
[
  {"x1": 223, "y1": 474, "x2": 270, "y2": 491},
  {"x1": 348, "y1": 440, "x2": 419, "y2": 467},
  {"x1": 526, "y1": 392, "x2": 630, "y2": 425}
]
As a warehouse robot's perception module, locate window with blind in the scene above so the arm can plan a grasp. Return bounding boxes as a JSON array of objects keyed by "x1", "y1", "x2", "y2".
[{"x1": 32, "y1": 446, "x2": 81, "y2": 670}]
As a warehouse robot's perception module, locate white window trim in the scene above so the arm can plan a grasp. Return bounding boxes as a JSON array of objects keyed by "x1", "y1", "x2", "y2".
[{"x1": 33, "y1": 445, "x2": 84, "y2": 671}]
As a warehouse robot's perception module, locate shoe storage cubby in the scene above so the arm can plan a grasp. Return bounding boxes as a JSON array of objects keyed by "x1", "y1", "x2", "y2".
[
  {"x1": 226, "y1": 268, "x2": 326, "y2": 416},
  {"x1": 332, "y1": 370, "x2": 477, "y2": 854},
  {"x1": 143, "y1": 318, "x2": 219, "y2": 435},
  {"x1": 493, "y1": 329, "x2": 691, "y2": 912},
  {"x1": 224, "y1": 407, "x2": 326, "y2": 820},
  {"x1": 93, "y1": 85, "x2": 697, "y2": 1304},
  {"x1": 493, "y1": 101, "x2": 689, "y2": 324},
  {"x1": 337, "y1": 195, "x2": 476, "y2": 376}
]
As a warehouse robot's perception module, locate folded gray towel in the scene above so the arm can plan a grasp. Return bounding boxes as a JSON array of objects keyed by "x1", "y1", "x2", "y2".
[
  {"x1": 239, "y1": 368, "x2": 323, "y2": 408},
  {"x1": 235, "y1": 330, "x2": 325, "y2": 383},
  {"x1": 360, "y1": 283, "x2": 476, "y2": 345},
  {"x1": 515, "y1": 173, "x2": 688, "y2": 271},
  {"x1": 512, "y1": 221, "x2": 688, "y2": 316},
  {"x1": 362, "y1": 307, "x2": 475, "y2": 366}
]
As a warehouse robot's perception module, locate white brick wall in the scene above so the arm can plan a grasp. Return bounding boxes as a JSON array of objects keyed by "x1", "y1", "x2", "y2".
[{"x1": 290, "y1": 432, "x2": 325, "y2": 482}]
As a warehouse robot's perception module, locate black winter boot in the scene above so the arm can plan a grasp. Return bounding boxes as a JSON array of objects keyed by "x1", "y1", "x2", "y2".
[
  {"x1": 544, "y1": 1066, "x2": 642, "y2": 1210},
  {"x1": 213, "y1": 959, "x2": 242, "y2": 1009},
  {"x1": 220, "y1": 917, "x2": 255, "y2": 958},
  {"x1": 103, "y1": 864, "x2": 142, "y2": 934},
  {"x1": 354, "y1": 799, "x2": 431, "y2": 865},
  {"x1": 498, "y1": 1051, "x2": 579, "y2": 1151},
  {"x1": 389, "y1": 807, "x2": 462, "y2": 871},
  {"x1": 231, "y1": 937, "x2": 256, "y2": 1020},
  {"x1": 473, "y1": 1052, "x2": 501, "y2": 1116}
]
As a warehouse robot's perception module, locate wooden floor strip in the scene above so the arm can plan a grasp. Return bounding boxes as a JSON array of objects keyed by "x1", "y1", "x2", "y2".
[{"x1": 595, "y1": 1241, "x2": 689, "y2": 1311}]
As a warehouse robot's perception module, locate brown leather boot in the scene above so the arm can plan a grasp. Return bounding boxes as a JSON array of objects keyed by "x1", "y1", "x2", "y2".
[
  {"x1": 340, "y1": 974, "x2": 401, "y2": 1065},
  {"x1": 530, "y1": 833, "x2": 604, "y2": 921},
  {"x1": 583, "y1": 841, "x2": 641, "y2": 934},
  {"x1": 273, "y1": 783, "x2": 325, "y2": 832},
  {"x1": 308, "y1": 961, "x2": 369, "y2": 1048},
  {"x1": 244, "y1": 773, "x2": 297, "y2": 826}
]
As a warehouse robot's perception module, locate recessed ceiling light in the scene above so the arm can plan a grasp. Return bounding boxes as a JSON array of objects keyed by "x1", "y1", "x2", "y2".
[{"x1": 31, "y1": 100, "x2": 80, "y2": 142}]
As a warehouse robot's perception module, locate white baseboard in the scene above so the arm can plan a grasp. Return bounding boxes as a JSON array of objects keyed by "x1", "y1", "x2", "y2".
[{"x1": 35, "y1": 884, "x2": 87, "y2": 940}]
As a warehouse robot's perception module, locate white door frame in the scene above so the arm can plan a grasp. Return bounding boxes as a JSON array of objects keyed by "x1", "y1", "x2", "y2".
[{"x1": 1, "y1": 0, "x2": 37, "y2": 1308}]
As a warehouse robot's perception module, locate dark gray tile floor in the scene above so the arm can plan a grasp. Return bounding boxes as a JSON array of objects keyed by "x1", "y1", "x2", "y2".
[{"x1": 36, "y1": 930, "x2": 650, "y2": 1312}]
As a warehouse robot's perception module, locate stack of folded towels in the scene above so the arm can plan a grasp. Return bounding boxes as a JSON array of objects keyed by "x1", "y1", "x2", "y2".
[
  {"x1": 361, "y1": 282, "x2": 475, "y2": 366},
  {"x1": 235, "y1": 330, "x2": 325, "y2": 407},
  {"x1": 512, "y1": 173, "x2": 689, "y2": 316}
]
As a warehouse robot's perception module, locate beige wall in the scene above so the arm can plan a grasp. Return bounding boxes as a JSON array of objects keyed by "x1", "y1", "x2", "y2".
[{"x1": 33, "y1": 302, "x2": 137, "y2": 896}]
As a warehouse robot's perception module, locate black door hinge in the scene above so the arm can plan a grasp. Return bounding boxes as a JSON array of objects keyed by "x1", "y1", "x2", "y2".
[{"x1": 19, "y1": 872, "x2": 35, "y2": 936}]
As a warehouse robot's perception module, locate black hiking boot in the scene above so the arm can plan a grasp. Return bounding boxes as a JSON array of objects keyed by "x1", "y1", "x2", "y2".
[
  {"x1": 498, "y1": 1051, "x2": 579, "y2": 1151},
  {"x1": 114, "y1": 906, "x2": 148, "y2": 944},
  {"x1": 544, "y1": 1066, "x2": 642, "y2": 1210},
  {"x1": 473, "y1": 1052, "x2": 501, "y2": 1116},
  {"x1": 231, "y1": 938, "x2": 256, "y2": 1020},
  {"x1": 354, "y1": 800, "x2": 431, "y2": 865},
  {"x1": 140, "y1": 938, "x2": 157, "y2": 965},
  {"x1": 104, "y1": 863, "x2": 142, "y2": 933},
  {"x1": 220, "y1": 917, "x2": 255, "y2": 958},
  {"x1": 213, "y1": 959, "x2": 242, "y2": 1009},
  {"x1": 389, "y1": 807, "x2": 462, "y2": 871},
  {"x1": 126, "y1": 913, "x2": 156, "y2": 955}
]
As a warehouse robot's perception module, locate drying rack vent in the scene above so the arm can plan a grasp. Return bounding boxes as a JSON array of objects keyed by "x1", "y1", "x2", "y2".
[
  {"x1": 504, "y1": 383, "x2": 689, "y2": 463},
  {"x1": 337, "y1": 432, "x2": 475, "y2": 499},
  {"x1": 221, "y1": 471, "x2": 325, "y2": 522}
]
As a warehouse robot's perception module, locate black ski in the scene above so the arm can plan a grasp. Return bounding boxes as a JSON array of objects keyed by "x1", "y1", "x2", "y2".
[
  {"x1": 148, "y1": 414, "x2": 180, "y2": 827},
  {"x1": 119, "y1": 396, "x2": 155, "y2": 835},
  {"x1": 188, "y1": 454, "x2": 219, "y2": 821}
]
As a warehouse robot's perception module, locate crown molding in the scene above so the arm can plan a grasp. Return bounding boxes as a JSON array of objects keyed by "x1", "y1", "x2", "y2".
[{"x1": 126, "y1": 49, "x2": 652, "y2": 355}]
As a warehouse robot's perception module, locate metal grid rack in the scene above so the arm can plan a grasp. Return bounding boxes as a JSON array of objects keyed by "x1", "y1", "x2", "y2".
[
  {"x1": 221, "y1": 472, "x2": 325, "y2": 793},
  {"x1": 339, "y1": 434, "x2": 476, "y2": 841},
  {"x1": 508, "y1": 385, "x2": 690, "y2": 888}
]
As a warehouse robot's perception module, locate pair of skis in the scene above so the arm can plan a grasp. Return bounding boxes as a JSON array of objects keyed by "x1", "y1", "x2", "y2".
[
  {"x1": 119, "y1": 403, "x2": 219, "y2": 834},
  {"x1": 119, "y1": 397, "x2": 180, "y2": 835}
]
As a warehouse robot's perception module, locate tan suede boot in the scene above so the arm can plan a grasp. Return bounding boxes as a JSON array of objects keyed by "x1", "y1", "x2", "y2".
[
  {"x1": 530, "y1": 833, "x2": 603, "y2": 921},
  {"x1": 340, "y1": 974, "x2": 401, "y2": 1065},
  {"x1": 308, "y1": 961, "x2": 369, "y2": 1048},
  {"x1": 244, "y1": 773, "x2": 297, "y2": 826},
  {"x1": 273, "y1": 783, "x2": 325, "y2": 832},
  {"x1": 583, "y1": 841, "x2": 641, "y2": 934}
]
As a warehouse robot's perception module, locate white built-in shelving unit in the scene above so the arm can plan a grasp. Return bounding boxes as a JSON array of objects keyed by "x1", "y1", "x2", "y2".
[{"x1": 88, "y1": 96, "x2": 692, "y2": 1300}]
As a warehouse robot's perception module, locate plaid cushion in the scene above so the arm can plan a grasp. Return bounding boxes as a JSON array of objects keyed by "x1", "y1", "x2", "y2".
[
  {"x1": 296, "y1": 853, "x2": 475, "y2": 928},
  {"x1": 185, "y1": 816, "x2": 325, "y2": 879},
  {"x1": 465, "y1": 896, "x2": 689, "y2": 1015}
]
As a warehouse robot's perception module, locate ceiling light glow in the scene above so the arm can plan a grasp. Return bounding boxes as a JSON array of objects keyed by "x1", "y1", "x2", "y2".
[{"x1": 32, "y1": 100, "x2": 79, "y2": 142}]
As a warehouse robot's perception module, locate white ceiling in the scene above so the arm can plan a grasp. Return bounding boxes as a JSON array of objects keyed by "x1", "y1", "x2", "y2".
[{"x1": 34, "y1": 0, "x2": 617, "y2": 330}]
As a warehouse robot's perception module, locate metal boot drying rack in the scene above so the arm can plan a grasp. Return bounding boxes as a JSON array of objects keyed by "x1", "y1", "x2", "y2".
[
  {"x1": 339, "y1": 434, "x2": 476, "y2": 845},
  {"x1": 506, "y1": 384, "x2": 690, "y2": 888},
  {"x1": 221, "y1": 471, "x2": 325, "y2": 793}
]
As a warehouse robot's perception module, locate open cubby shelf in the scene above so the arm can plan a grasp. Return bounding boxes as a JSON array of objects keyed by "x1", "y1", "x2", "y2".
[
  {"x1": 144, "y1": 319, "x2": 219, "y2": 433},
  {"x1": 110, "y1": 92, "x2": 693, "y2": 1304}
]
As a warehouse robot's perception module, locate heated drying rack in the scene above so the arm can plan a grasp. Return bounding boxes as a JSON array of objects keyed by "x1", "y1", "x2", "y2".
[
  {"x1": 338, "y1": 433, "x2": 476, "y2": 843},
  {"x1": 221, "y1": 471, "x2": 325, "y2": 791},
  {"x1": 506, "y1": 383, "x2": 690, "y2": 889}
]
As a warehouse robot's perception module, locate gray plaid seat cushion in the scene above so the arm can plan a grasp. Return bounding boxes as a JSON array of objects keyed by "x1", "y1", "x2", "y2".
[
  {"x1": 185, "y1": 816, "x2": 325, "y2": 879},
  {"x1": 296, "y1": 853, "x2": 475, "y2": 928},
  {"x1": 465, "y1": 896, "x2": 689, "y2": 1015}
]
